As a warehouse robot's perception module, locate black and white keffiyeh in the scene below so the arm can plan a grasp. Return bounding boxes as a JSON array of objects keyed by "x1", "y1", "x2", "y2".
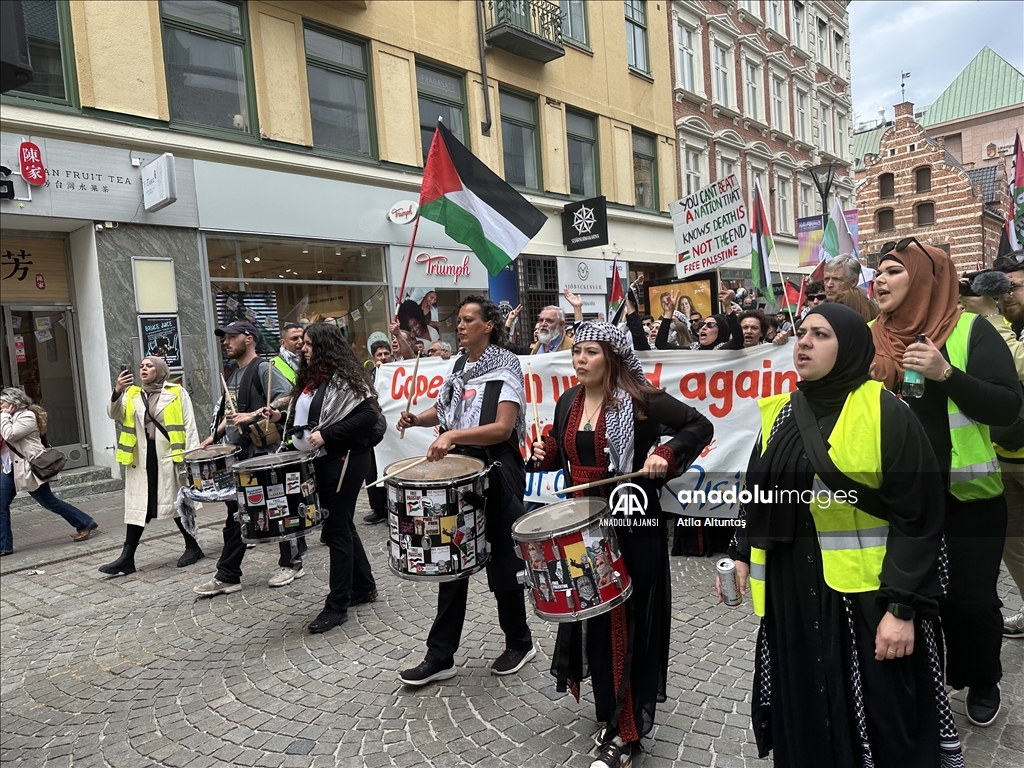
[
  {"x1": 574, "y1": 322, "x2": 647, "y2": 475},
  {"x1": 437, "y1": 344, "x2": 526, "y2": 442}
]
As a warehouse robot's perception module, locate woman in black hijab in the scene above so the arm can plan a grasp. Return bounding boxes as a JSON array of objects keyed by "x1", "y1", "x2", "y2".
[{"x1": 721, "y1": 304, "x2": 962, "y2": 768}]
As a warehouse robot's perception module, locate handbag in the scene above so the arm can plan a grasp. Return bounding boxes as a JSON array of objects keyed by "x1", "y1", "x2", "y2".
[{"x1": 6, "y1": 439, "x2": 67, "y2": 482}]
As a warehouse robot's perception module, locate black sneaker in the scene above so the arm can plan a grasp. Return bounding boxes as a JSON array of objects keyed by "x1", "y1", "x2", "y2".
[
  {"x1": 398, "y1": 659, "x2": 456, "y2": 686},
  {"x1": 591, "y1": 737, "x2": 632, "y2": 768},
  {"x1": 362, "y1": 510, "x2": 387, "y2": 525},
  {"x1": 308, "y1": 609, "x2": 348, "y2": 634},
  {"x1": 351, "y1": 589, "x2": 378, "y2": 606},
  {"x1": 966, "y1": 684, "x2": 1000, "y2": 727},
  {"x1": 491, "y1": 645, "x2": 536, "y2": 676}
]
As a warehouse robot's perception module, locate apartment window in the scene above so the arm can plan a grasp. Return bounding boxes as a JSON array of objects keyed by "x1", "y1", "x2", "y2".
[
  {"x1": 561, "y1": 0, "x2": 589, "y2": 47},
  {"x1": 915, "y1": 166, "x2": 931, "y2": 193},
  {"x1": 566, "y1": 110, "x2": 598, "y2": 197},
  {"x1": 161, "y1": 0, "x2": 254, "y2": 134},
  {"x1": 777, "y1": 177, "x2": 792, "y2": 232},
  {"x1": 10, "y1": 0, "x2": 73, "y2": 103},
  {"x1": 744, "y1": 61, "x2": 760, "y2": 120},
  {"x1": 625, "y1": 1, "x2": 649, "y2": 74},
  {"x1": 718, "y1": 154, "x2": 736, "y2": 181},
  {"x1": 800, "y1": 183, "x2": 813, "y2": 218},
  {"x1": 795, "y1": 89, "x2": 808, "y2": 141},
  {"x1": 771, "y1": 76, "x2": 787, "y2": 132},
  {"x1": 632, "y1": 130, "x2": 657, "y2": 209},
  {"x1": 304, "y1": 26, "x2": 373, "y2": 157},
  {"x1": 525, "y1": 257, "x2": 560, "y2": 321},
  {"x1": 878, "y1": 209, "x2": 895, "y2": 232},
  {"x1": 684, "y1": 148, "x2": 703, "y2": 196},
  {"x1": 749, "y1": 166, "x2": 767, "y2": 206},
  {"x1": 817, "y1": 19, "x2": 828, "y2": 64},
  {"x1": 836, "y1": 114, "x2": 847, "y2": 159},
  {"x1": 916, "y1": 202, "x2": 935, "y2": 226},
  {"x1": 676, "y1": 21, "x2": 696, "y2": 92},
  {"x1": 819, "y1": 102, "x2": 830, "y2": 152},
  {"x1": 793, "y1": 2, "x2": 805, "y2": 47},
  {"x1": 713, "y1": 44, "x2": 731, "y2": 107},
  {"x1": 501, "y1": 91, "x2": 540, "y2": 189},
  {"x1": 740, "y1": 0, "x2": 756, "y2": 13},
  {"x1": 417, "y1": 65, "x2": 467, "y2": 164},
  {"x1": 879, "y1": 173, "x2": 895, "y2": 199},
  {"x1": 834, "y1": 33, "x2": 844, "y2": 73},
  {"x1": 768, "y1": 0, "x2": 783, "y2": 32}
]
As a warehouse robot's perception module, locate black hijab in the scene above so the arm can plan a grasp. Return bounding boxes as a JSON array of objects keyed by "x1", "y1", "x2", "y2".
[
  {"x1": 698, "y1": 313, "x2": 732, "y2": 350},
  {"x1": 744, "y1": 303, "x2": 875, "y2": 547}
]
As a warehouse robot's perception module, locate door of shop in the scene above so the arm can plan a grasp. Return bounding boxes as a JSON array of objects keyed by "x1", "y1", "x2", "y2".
[{"x1": 0, "y1": 306, "x2": 90, "y2": 469}]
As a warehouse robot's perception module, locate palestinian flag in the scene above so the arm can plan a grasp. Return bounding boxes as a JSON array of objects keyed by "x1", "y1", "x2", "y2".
[
  {"x1": 1009, "y1": 130, "x2": 1023, "y2": 251},
  {"x1": 419, "y1": 122, "x2": 547, "y2": 276},
  {"x1": 608, "y1": 256, "x2": 625, "y2": 316},
  {"x1": 750, "y1": 179, "x2": 775, "y2": 302},
  {"x1": 781, "y1": 280, "x2": 802, "y2": 311}
]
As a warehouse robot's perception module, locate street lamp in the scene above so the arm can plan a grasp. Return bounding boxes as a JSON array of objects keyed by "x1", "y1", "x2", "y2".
[{"x1": 808, "y1": 162, "x2": 842, "y2": 232}]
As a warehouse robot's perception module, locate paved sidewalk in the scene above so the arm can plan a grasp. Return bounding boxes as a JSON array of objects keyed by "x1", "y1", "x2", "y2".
[{"x1": 1, "y1": 491, "x2": 1021, "y2": 767}]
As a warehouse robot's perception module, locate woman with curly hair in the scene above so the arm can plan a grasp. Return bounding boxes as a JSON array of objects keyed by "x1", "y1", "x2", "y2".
[{"x1": 264, "y1": 323, "x2": 380, "y2": 634}]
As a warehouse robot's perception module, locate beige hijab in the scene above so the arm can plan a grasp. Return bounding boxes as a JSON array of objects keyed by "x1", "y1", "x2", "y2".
[
  {"x1": 141, "y1": 356, "x2": 171, "y2": 439},
  {"x1": 870, "y1": 241, "x2": 961, "y2": 390}
]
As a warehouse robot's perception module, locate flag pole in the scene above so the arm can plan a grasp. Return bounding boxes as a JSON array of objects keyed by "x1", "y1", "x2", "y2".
[
  {"x1": 770, "y1": 248, "x2": 795, "y2": 328},
  {"x1": 795, "y1": 275, "x2": 806, "y2": 325},
  {"x1": 394, "y1": 215, "x2": 422, "y2": 321}
]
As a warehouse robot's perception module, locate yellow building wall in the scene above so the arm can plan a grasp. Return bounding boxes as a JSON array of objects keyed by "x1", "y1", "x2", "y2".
[
  {"x1": 249, "y1": 2, "x2": 313, "y2": 146},
  {"x1": 69, "y1": 0, "x2": 169, "y2": 120},
  {"x1": 372, "y1": 43, "x2": 419, "y2": 167}
]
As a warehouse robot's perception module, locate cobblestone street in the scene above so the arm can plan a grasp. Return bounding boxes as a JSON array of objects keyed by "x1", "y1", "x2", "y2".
[{"x1": 1, "y1": 491, "x2": 1021, "y2": 767}]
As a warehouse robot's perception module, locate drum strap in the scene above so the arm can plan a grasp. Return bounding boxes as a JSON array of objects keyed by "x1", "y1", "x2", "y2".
[{"x1": 448, "y1": 355, "x2": 521, "y2": 459}]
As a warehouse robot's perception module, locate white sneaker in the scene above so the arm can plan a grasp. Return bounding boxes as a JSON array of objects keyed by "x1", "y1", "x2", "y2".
[
  {"x1": 268, "y1": 567, "x2": 304, "y2": 588},
  {"x1": 193, "y1": 578, "x2": 242, "y2": 597},
  {"x1": 1003, "y1": 610, "x2": 1024, "y2": 639}
]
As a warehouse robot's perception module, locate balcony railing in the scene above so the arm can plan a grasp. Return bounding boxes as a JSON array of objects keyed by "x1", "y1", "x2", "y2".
[{"x1": 483, "y1": 0, "x2": 564, "y2": 63}]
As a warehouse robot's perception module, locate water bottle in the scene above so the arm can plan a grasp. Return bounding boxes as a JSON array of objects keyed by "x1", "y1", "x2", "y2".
[{"x1": 901, "y1": 334, "x2": 927, "y2": 399}]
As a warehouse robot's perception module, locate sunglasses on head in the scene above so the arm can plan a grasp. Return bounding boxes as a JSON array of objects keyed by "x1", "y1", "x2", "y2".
[
  {"x1": 879, "y1": 236, "x2": 937, "y2": 276},
  {"x1": 809, "y1": 294, "x2": 826, "y2": 302}
]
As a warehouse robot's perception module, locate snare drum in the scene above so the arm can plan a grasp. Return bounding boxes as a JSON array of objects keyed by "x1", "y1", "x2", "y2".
[
  {"x1": 232, "y1": 452, "x2": 323, "y2": 543},
  {"x1": 384, "y1": 455, "x2": 490, "y2": 581},
  {"x1": 512, "y1": 498, "x2": 632, "y2": 622},
  {"x1": 182, "y1": 445, "x2": 238, "y2": 494}
]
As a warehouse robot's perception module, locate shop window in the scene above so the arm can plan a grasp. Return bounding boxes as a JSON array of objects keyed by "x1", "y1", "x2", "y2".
[
  {"x1": 632, "y1": 130, "x2": 657, "y2": 210},
  {"x1": 625, "y1": 0, "x2": 649, "y2": 74},
  {"x1": 916, "y1": 202, "x2": 935, "y2": 227},
  {"x1": 566, "y1": 110, "x2": 598, "y2": 197},
  {"x1": 915, "y1": 166, "x2": 931, "y2": 193},
  {"x1": 304, "y1": 24, "x2": 374, "y2": 158},
  {"x1": 560, "y1": 0, "x2": 589, "y2": 48},
  {"x1": 500, "y1": 90, "x2": 540, "y2": 190},
  {"x1": 8, "y1": 0, "x2": 75, "y2": 104},
  {"x1": 877, "y1": 208, "x2": 895, "y2": 232},
  {"x1": 878, "y1": 172, "x2": 894, "y2": 199},
  {"x1": 417, "y1": 64, "x2": 467, "y2": 164},
  {"x1": 161, "y1": 0, "x2": 255, "y2": 135},
  {"x1": 205, "y1": 236, "x2": 388, "y2": 363}
]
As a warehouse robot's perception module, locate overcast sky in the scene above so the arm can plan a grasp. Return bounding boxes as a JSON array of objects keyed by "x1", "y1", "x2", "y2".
[{"x1": 849, "y1": 0, "x2": 1024, "y2": 126}]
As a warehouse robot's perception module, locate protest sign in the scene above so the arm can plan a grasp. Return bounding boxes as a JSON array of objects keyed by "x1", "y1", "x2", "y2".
[
  {"x1": 374, "y1": 344, "x2": 798, "y2": 518},
  {"x1": 670, "y1": 174, "x2": 752, "y2": 279}
]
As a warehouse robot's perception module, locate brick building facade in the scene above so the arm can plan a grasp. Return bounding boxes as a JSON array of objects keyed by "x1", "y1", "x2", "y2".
[
  {"x1": 856, "y1": 102, "x2": 1007, "y2": 273},
  {"x1": 668, "y1": 0, "x2": 855, "y2": 273}
]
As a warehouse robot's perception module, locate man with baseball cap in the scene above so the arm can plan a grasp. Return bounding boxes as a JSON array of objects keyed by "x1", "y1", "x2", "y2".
[{"x1": 193, "y1": 320, "x2": 302, "y2": 596}]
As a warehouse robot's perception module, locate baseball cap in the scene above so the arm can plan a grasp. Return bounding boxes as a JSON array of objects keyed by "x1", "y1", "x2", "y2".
[{"x1": 215, "y1": 320, "x2": 259, "y2": 338}]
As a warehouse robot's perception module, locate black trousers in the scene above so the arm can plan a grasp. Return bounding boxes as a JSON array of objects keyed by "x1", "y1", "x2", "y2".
[
  {"x1": 215, "y1": 501, "x2": 307, "y2": 584},
  {"x1": 365, "y1": 449, "x2": 387, "y2": 514},
  {"x1": 940, "y1": 493, "x2": 1008, "y2": 689},
  {"x1": 425, "y1": 581, "x2": 532, "y2": 667},
  {"x1": 316, "y1": 451, "x2": 376, "y2": 613}
]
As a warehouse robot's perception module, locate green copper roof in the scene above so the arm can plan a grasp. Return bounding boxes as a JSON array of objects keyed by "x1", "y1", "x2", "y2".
[
  {"x1": 851, "y1": 125, "x2": 886, "y2": 168},
  {"x1": 921, "y1": 47, "x2": 1024, "y2": 126}
]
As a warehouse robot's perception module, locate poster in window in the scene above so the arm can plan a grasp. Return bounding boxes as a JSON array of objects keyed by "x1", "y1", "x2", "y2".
[
  {"x1": 645, "y1": 274, "x2": 720, "y2": 322},
  {"x1": 139, "y1": 315, "x2": 183, "y2": 370}
]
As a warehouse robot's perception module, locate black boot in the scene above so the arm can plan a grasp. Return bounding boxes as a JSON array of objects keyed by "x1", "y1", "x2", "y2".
[
  {"x1": 174, "y1": 518, "x2": 205, "y2": 567},
  {"x1": 99, "y1": 524, "x2": 143, "y2": 575}
]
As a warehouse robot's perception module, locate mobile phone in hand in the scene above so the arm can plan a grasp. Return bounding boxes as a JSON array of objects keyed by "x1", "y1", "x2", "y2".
[{"x1": 120, "y1": 363, "x2": 130, "y2": 375}]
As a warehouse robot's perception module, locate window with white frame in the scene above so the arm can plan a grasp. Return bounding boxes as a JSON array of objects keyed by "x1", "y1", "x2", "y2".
[
  {"x1": 795, "y1": 89, "x2": 808, "y2": 141},
  {"x1": 800, "y1": 183, "x2": 813, "y2": 218},
  {"x1": 744, "y1": 60, "x2": 760, "y2": 121},
  {"x1": 836, "y1": 113, "x2": 847, "y2": 159},
  {"x1": 771, "y1": 75, "x2": 787, "y2": 132},
  {"x1": 740, "y1": 0, "x2": 756, "y2": 14},
  {"x1": 820, "y1": 101, "x2": 831, "y2": 153},
  {"x1": 684, "y1": 147, "x2": 704, "y2": 196},
  {"x1": 817, "y1": 18, "x2": 828, "y2": 64},
  {"x1": 561, "y1": 0, "x2": 588, "y2": 47},
  {"x1": 718, "y1": 153, "x2": 736, "y2": 181},
  {"x1": 793, "y1": 1, "x2": 805, "y2": 48},
  {"x1": 776, "y1": 176, "x2": 792, "y2": 233},
  {"x1": 833, "y1": 32, "x2": 844, "y2": 73},
  {"x1": 713, "y1": 43, "x2": 731, "y2": 107},
  {"x1": 767, "y1": 0, "x2": 783, "y2": 32},
  {"x1": 676, "y1": 20, "x2": 697, "y2": 92},
  {"x1": 749, "y1": 164, "x2": 767, "y2": 206}
]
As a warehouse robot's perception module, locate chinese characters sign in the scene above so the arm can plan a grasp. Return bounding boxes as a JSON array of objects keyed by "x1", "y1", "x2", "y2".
[
  {"x1": 0, "y1": 237, "x2": 70, "y2": 303},
  {"x1": 19, "y1": 141, "x2": 46, "y2": 186}
]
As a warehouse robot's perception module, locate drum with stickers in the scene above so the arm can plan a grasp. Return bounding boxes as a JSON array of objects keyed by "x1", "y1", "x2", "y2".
[
  {"x1": 232, "y1": 452, "x2": 323, "y2": 543},
  {"x1": 512, "y1": 497, "x2": 632, "y2": 622},
  {"x1": 383, "y1": 455, "x2": 490, "y2": 582},
  {"x1": 181, "y1": 445, "x2": 239, "y2": 494}
]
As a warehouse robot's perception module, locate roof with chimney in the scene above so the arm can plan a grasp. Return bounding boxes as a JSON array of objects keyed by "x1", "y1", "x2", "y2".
[{"x1": 920, "y1": 47, "x2": 1024, "y2": 126}]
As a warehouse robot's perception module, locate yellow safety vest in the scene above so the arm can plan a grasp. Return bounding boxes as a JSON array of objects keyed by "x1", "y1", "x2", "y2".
[
  {"x1": 116, "y1": 385, "x2": 187, "y2": 465},
  {"x1": 945, "y1": 313, "x2": 1002, "y2": 500},
  {"x1": 272, "y1": 355, "x2": 297, "y2": 385},
  {"x1": 749, "y1": 381, "x2": 888, "y2": 617}
]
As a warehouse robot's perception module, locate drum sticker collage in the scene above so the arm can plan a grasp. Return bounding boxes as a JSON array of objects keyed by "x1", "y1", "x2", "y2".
[
  {"x1": 236, "y1": 469, "x2": 319, "y2": 536},
  {"x1": 190, "y1": 457, "x2": 234, "y2": 494},
  {"x1": 388, "y1": 482, "x2": 488, "y2": 577},
  {"x1": 524, "y1": 524, "x2": 621, "y2": 609}
]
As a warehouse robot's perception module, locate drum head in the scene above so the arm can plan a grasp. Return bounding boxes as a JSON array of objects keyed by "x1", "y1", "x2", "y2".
[
  {"x1": 384, "y1": 455, "x2": 484, "y2": 482},
  {"x1": 182, "y1": 445, "x2": 237, "y2": 461},
  {"x1": 234, "y1": 452, "x2": 312, "y2": 472},
  {"x1": 513, "y1": 498, "x2": 607, "y2": 540}
]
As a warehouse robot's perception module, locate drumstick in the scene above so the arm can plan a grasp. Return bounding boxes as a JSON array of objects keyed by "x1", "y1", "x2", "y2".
[
  {"x1": 365, "y1": 456, "x2": 430, "y2": 488},
  {"x1": 399, "y1": 351, "x2": 421, "y2": 440},
  {"x1": 335, "y1": 451, "x2": 351, "y2": 493},
  {"x1": 220, "y1": 373, "x2": 237, "y2": 415},
  {"x1": 557, "y1": 470, "x2": 648, "y2": 496},
  {"x1": 527, "y1": 361, "x2": 541, "y2": 437}
]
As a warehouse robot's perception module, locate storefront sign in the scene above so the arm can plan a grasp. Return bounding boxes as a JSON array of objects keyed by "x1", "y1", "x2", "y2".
[
  {"x1": 557, "y1": 256, "x2": 608, "y2": 295},
  {"x1": 670, "y1": 174, "x2": 751, "y2": 278},
  {"x1": 387, "y1": 200, "x2": 418, "y2": 225},
  {"x1": 142, "y1": 153, "x2": 178, "y2": 213},
  {"x1": 19, "y1": 141, "x2": 46, "y2": 186},
  {"x1": 388, "y1": 246, "x2": 488, "y2": 291},
  {"x1": 562, "y1": 195, "x2": 609, "y2": 251},
  {"x1": 558, "y1": 292, "x2": 606, "y2": 320},
  {"x1": 0, "y1": 237, "x2": 70, "y2": 303}
]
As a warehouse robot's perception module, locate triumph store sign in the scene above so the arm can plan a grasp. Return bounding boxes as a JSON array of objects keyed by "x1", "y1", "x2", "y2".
[{"x1": 388, "y1": 246, "x2": 488, "y2": 291}]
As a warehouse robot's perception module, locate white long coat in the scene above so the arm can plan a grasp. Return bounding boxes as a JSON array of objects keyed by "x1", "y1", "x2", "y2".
[
  {"x1": 108, "y1": 386, "x2": 200, "y2": 526},
  {"x1": 0, "y1": 410, "x2": 48, "y2": 493}
]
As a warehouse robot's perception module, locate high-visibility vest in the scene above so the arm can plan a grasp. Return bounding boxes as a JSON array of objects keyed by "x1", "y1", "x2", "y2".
[
  {"x1": 116, "y1": 385, "x2": 187, "y2": 465},
  {"x1": 272, "y1": 356, "x2": 297, "y2": 384},
  {"x1": 945, "y1": 313, "x2": 1002, "y2": 500},
  {"x1": 749, "y1": 380, "x2": 888, "y2": 617}
]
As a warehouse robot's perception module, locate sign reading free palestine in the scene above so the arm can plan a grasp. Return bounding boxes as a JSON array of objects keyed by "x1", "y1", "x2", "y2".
[{"x1": 670, "y1": 174, "x2": 752, "y2": 278}]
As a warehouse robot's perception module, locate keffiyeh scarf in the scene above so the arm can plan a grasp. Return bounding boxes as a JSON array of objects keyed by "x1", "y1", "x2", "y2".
[
  {"x1": 278, "y1": 346, "x2": 301, "y2": 372},
  {"x1": 437, "y1": 344, "x2": 526, "y2": 442},
  {"x1": 573, "y1": 322, "x2": 648, "y2": 475}
]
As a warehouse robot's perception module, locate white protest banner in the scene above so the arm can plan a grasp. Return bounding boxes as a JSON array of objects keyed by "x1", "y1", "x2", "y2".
[{"x1": 670, "y1": 174, "x2": 751, "y2": 279}]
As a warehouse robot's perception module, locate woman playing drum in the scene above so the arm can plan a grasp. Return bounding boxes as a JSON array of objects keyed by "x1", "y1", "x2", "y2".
[
  {"x1": 396, "y1": 296, "x2": 535, "y2": 686},
  {"x1": 530, "y1": 322, "x2": 713, "y2": 768},
  {"x1": 264, "y1": 323, "x2": 380, "y2": 634}
]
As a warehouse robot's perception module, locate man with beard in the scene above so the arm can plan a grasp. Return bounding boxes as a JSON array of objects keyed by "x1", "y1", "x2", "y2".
[
  {"x1": 272, "y1": 323, "x2": 304, "y2": 385},
  {"x1": 531, "y1": 305, "x2": 573, "y2": 354}
]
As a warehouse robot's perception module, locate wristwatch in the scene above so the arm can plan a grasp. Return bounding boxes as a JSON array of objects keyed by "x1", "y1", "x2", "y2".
[
  {"x1": 939, "y1": 365, "x2": 954, "y2": 381},
  {"x1": 887, "y1": 602, "x2": 916, "y2": 621}
]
